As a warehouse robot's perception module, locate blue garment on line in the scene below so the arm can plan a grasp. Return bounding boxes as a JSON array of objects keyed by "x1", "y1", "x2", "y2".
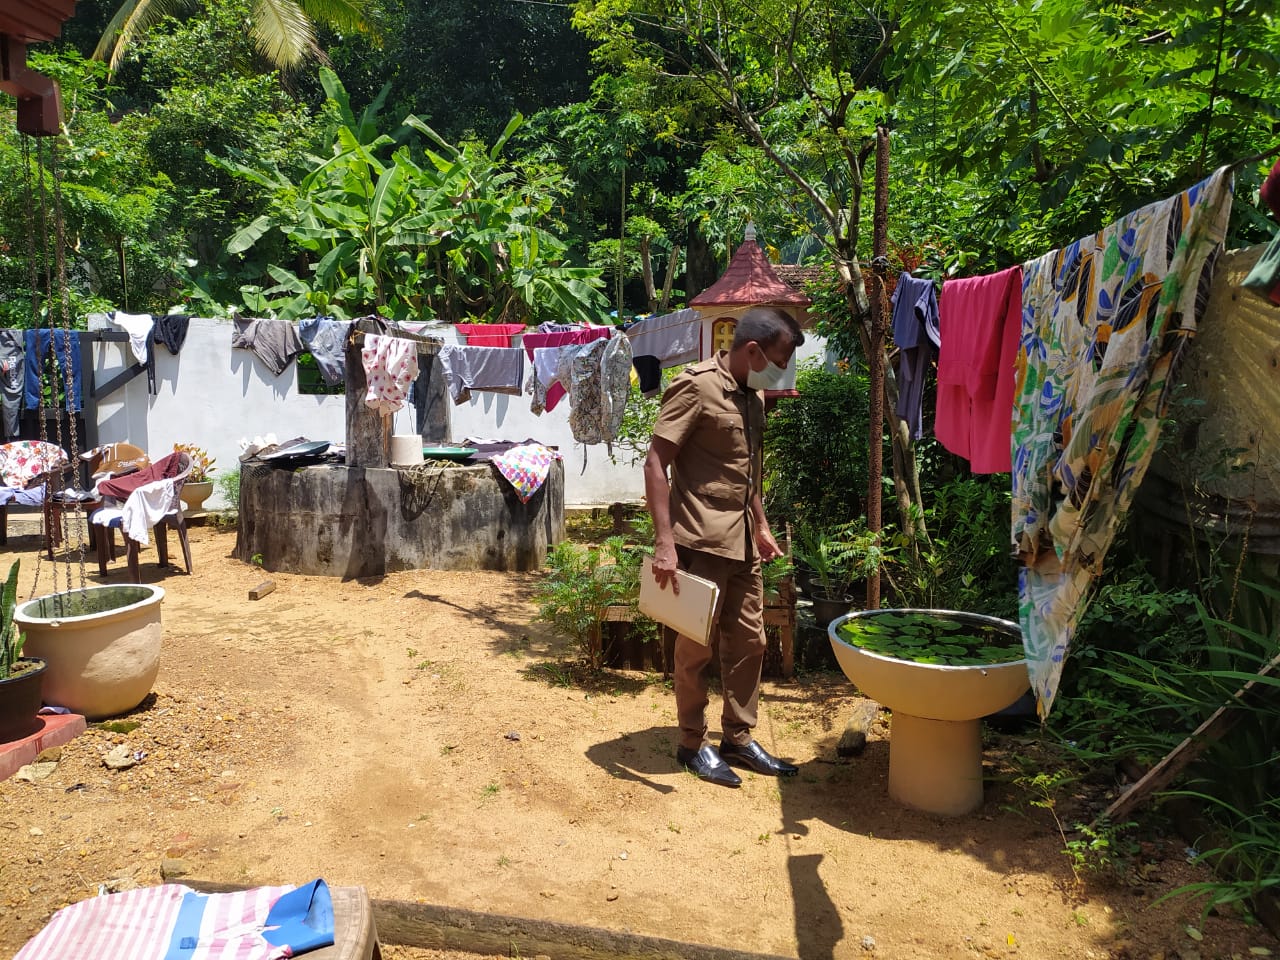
[
  {"x1": 23, "y1": 329, "x2": 83, "y2": 412},
  {"x1": 297, "y1": 317, "x2": 352, "y2": 386}
]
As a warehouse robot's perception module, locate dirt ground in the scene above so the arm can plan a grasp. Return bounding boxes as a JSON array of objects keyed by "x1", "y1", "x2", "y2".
[{"x1": 1, "y1": 522, "x2": 1277, "y2": 960}]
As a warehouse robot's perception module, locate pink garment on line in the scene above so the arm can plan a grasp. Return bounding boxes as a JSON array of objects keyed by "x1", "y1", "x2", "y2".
[
  {"x1": 455, "y1": 323, "x2": 527, "y2": 347},
  {"x1": 361, "y1": 334, "x2": 419, "y2": 415},
  {"x1": 935, "y1": 265, "x2": 1023, "y2": 473},
  {"x1": 522, "y1": 327, "x2": 611, "y2": 411}
]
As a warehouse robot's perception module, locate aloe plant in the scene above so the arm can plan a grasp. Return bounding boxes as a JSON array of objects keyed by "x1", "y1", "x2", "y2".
[{"x1": 0, "y1": 560, "x2": 25, "y2": 680}]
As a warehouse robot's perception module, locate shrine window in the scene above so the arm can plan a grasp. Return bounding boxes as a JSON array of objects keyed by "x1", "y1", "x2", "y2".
[{"x1": 712, "y1": 318, "x2": 736, "y2": 353}]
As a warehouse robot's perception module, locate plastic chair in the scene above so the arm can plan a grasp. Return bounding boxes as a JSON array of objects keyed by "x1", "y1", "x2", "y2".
[{"x1": 91, "y1": 452, "x2": 195, "y2": 582}]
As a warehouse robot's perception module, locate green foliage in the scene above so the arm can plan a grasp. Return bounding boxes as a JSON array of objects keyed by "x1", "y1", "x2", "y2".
[
  {"x1": 1, "y1": 560, "x2": 26, "y2": 680},
  {"x1": 883, "y1": 476, "x2": 1018, "y2": 618},
  {"x1": 215, "y1": 466, "x2": 241, "y2": 510},
  {"x1": 534, "y1": 539, "x2": 660, "y2": 672},
  {"x1": 219, "y1": 69, "x2": 609, "y2": 323},
  {"x1": 792, "y1": 519, "x2": 884, "y2": 600},
  {"x1": 763, "y1": 359, "x2": 870, "y2": 529}
]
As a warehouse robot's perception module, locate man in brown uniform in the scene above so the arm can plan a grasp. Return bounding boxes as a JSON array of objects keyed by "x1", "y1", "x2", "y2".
[{"x1": 643, "y1": 306, "x2": 803, "y2": 787}]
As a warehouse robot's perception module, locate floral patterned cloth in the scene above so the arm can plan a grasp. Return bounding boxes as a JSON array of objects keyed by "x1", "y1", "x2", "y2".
[
  {"x1": 361, "y1": 334, "x2": 419, "y2": 415},
  {"x1": 0, "y1": 440, "x2": 69, "y2": 489},
  {"x1": 491, "y1": 443, "x2": 562, "y2": 503},
  {"x1": 1011, "y1": 167, "x2": 1234, "y2": 717},
  {"x1": 566, "y1": 334, "x2": 632, "y2": 447}
]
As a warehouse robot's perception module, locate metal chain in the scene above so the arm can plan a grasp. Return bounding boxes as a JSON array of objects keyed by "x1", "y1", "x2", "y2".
[{"x1": 49, "y1": 141, "x2": 87, "y2": 592}]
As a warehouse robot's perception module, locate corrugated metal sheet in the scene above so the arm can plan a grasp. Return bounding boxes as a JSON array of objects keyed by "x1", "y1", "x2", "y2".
[{"x1": 1141, "y1": 243, "x2": 1280, "y2": 554}]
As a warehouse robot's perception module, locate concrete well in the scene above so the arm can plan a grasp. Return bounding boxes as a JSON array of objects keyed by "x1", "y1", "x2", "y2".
[{"x1": 235, "y1": 460, "x2": 564, "y2": 578}]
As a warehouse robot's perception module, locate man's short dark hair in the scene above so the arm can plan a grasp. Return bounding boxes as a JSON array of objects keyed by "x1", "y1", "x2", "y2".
[{"x1": 731, "y1": 306, "x2": 805, "y2": 351}]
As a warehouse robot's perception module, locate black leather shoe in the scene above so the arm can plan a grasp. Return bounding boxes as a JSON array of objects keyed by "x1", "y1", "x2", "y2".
[
  {"x1": 676, "y1": 745, "x2": 742, "y2": 787},
  {"x1": 719, "y1": 740, "x2": 799, "y2": 777}
]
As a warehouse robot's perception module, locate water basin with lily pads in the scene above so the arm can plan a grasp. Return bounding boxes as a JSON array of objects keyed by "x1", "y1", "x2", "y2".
[{"x1": 828, "y1": 608, "x2": 1029, "y2": 816}]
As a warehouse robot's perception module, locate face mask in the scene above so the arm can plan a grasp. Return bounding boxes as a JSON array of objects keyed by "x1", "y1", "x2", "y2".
[{"x1": 746, "y1": 353, "x2": 789, "y2": 391}]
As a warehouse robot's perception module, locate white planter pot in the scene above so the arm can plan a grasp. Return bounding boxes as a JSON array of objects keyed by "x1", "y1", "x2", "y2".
[{"x1": 15, "y1": 584, "x2": 165, "y2": 719}]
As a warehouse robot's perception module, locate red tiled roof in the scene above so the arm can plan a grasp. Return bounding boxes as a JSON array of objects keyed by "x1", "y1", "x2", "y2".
[
  {"x1": 0, "y1": 1, "x2": 77, "y2": 44},
  {"x1": 690, "y1": 240, "x2": 812, "y2": 307}
]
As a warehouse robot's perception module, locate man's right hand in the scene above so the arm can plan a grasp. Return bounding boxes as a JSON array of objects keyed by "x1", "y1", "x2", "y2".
[{"x1": 652, "y1": 546, "x2": 680, "y2": 594}]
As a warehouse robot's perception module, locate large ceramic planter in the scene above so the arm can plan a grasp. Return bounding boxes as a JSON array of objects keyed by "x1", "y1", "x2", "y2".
[
  {"x1": 15, "y1": 585, "x2": 165, "y2": 719},
  {"x1": 828, "y1": 609, "x2": 1028, "y2": 817},
  {"x1": 179, "y1": 479, "x2": 214, "y2": 513},
  {"x1": 0, "y1": 658, "x2": 47, "y2": 742}
]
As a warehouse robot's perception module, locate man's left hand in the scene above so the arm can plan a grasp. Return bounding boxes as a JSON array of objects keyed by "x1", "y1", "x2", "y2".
[{"x1": 755, "y1": 528, "x2": 783, "y2": 562}]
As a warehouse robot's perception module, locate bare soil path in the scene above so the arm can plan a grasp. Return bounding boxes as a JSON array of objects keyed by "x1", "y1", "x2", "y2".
[{"x1": 1, "y1": 525, "x2": 1275, "y2": 960}]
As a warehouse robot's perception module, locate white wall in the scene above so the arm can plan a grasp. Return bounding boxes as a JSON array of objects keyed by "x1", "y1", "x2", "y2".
[{"x1": 87, "y1": 317, "x2": 829, "y2": 509}]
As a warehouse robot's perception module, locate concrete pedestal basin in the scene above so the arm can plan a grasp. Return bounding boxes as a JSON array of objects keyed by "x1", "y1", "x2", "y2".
[{"x1": 828, "y1": 609, "x2": 1029, "y2": 816}]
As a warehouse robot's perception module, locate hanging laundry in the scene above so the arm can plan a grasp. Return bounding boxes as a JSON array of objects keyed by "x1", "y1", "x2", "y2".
[
  {"x1": 438, "y1": 345, "x2": 524, "y2": 404},
  {"x1": 935, "y1": 266, "x2": 1022, "y2": 472},
  {"x1": 23, "y1": 329, "x2": 82, "y2": 412},
  {"x1": 111, "y1": 311, "x2": 154, "y2": 365},
  {"x1": 454, "y1": 323, "x2": 527, "y2": 347},
  {"x1": 1242, "y1": 158, "x2": 1280, "y2": 305},
  {"x1": 625, "y1": 308, "x2": 701, "y2": 397},
  {"x1": 153, "y1": 314, "x2": 191, "y2": 355},
  {"x1": 1012, "y1": 166, "x2": 1234, "y2": 718},
  {"x1": 523, "y1": 327, "x2": 611, "y2": 413},
  {"x1": 0, "y1": 328, "x2": 23, "y2": 440},
  {"x1": 567, "y1": 334, "x2": 633, "y2": 446},
  {"x1": 298, "y1": 317, "x2": 353, "y2": 386},
  {"x1": 361, "y1": 333, "x2": 420, "y2": 415},
  {"x1": 231, "y1": 318, "x2": 304, "y2": 376},
  {"x1": 491, "y1": 443, "x2": 562, "y2": 503},
  {"x1": 536, "y1": 322, "x2": 579, "y2": 333},
  {"x1": 889, "y1": 273, "x2": 941, "y2": 440}
]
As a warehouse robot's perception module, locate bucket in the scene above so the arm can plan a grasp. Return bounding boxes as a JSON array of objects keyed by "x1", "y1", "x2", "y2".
[{"x1": 390, "y1": 434, "x2": 424, "y2": 467}]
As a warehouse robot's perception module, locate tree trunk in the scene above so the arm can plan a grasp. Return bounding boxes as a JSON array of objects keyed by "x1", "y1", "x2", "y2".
[
  {"x1": 834, "y1": 255, "x2": 928, "y2": 545},
  {"x1": 660, "y1": 243, "x2": 680, "y2": 312},
  {"x1": 865, "y1": 125, "x2": 890, "y2": 610},
  {"x1": 640, "y1": 235, "x2": 657, "y2": 313}
]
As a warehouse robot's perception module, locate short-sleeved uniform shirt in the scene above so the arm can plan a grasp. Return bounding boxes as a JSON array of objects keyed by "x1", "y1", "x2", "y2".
[{"x1": 652, "y1": 351, "x2": 764, "y2": 562}]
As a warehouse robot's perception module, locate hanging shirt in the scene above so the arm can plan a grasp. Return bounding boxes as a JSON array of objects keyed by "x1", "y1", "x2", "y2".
[
  {"x1": 1012, "y1": 166, "x2": 1234, "y2": 718},
  {"x1": 154, "y1": 315, "x2": 191, "y2": 355},
  {"x1": 522, "y1": 327, "x2": 611, "y2": 412},
  {"x1": 298, "y1": 317, "x2": 353, "y2": 386},
  {"x1": 625, "y1": 308, "x2": 701, "y2": 396},
  {"x1": 231, "y1": 318, "x2": 304, "y2": 376},
  {"x1": 0, "y1": 328, "x2": 24, "y2": 440},
  {"x1": 890, "y1": 272, "x2": 941, "y2": 440},
  {"x1": 438, "y1": 345, "x2": 524, "y2": 404},
  {"x1": 23, "y1": 329, "x2": 82, "y2": 412},
  {"x1": 567, "y1": 334, "x2": 632, "y2": 446},
  {"x1": 935, "y1": 266, "x2": 1023, "y2": 473},
  {"x1": 361, "y1": 333, "x2": 419, "y2": 415},
  {"x1": 454, "y1": 323, "x2": 527, "y2": 347},
  {"x1": 111, "y1": 311, "x2": 154, "y2": 365}
]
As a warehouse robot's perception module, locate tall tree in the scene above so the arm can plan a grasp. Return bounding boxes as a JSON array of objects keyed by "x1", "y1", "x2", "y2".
[{"x1": 573, "y1": 0, "x2": 930, "y2": 535}]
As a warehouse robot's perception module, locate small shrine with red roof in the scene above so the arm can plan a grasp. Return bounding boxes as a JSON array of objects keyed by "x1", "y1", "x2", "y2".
[{"x1": 689, "y1": 223, "x2": 813, "y2": 395}]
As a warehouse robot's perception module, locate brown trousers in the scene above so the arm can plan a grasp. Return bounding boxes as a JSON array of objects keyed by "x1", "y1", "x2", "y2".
[{"x1": 674, "y1": 546, "x2": 766, "y2": 751}]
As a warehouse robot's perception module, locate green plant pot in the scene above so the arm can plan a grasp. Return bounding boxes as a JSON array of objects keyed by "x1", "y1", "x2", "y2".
[{"x1": 0, "y1": 658, "x2": 47, "y2": 742}]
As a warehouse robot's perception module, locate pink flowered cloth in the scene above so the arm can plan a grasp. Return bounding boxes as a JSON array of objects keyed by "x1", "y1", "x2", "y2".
[
  {"x1": 492, "y1": 443, "x2": 561, "y2": 503},
  {"x1": 361, "y1": 334, "x2": 419, "y2": 415},
  {"x1": 0, "y1": 440, "x2": 69, "y2": 489}
]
